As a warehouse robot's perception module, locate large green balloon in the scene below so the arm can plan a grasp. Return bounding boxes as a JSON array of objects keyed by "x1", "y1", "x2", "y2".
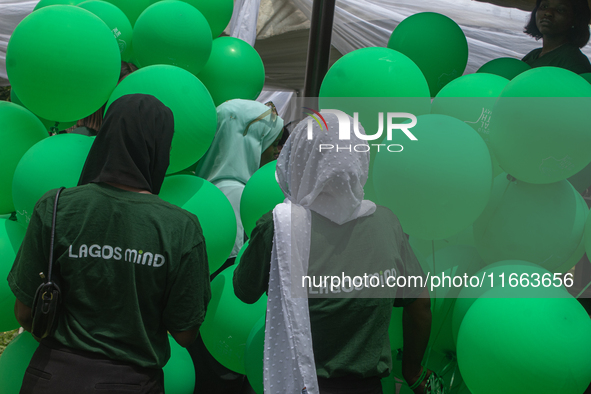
[
  {"x1": 0, "y1": 102, "x2": 47, "y2": 214},
  {"x1": 387, "y1": 12, "x2": 468, "y2": 96},
  {"x1": 6, "y1": 5, "x2": 121, "y2": 122},
  {"x1": 12, "y1": 134, "x2": 93, "y2": 225},
  {"x1": 180, "y1": 0, "x2": 234, "y2": 38},
  {"x1": 451, "y1": 260, "x2": 564, "y2": 346},
  {"x1": 103, "y1": 0, "x2": 151, "y2": 26},
  {"x1": 10, "y1": 89, "x2": 75, "y2": 133},
  {"x1": 240, "y1": 161, "x2": 284, "y2": 237},
  {"x1": 244, "y1": 316, "x2": 265, "y2": 394},
  {"x1": 373, "y1": 114, "x2": 492, "y2": 240},
  {"x1": 163, "y1": 334, "x2": 195, "y2": 394},
  {"x1": 159, "y1": 175, "x2": 236, "y2": 274},
  {"x1": 318, "y1": 47, "x2": 431, "y2": 205},
  {"x1": 473, "y1": 173, "x2": 585, "y2": 271},
  {"x1": 457, "y1": 291, "x2": 591, "y2": 394},
  {"x1": 78, "y1": 0, "x2": 133, "y2": 61},
  {"x1": 0, "y1": 219, "x2": 26, "y2": 332},
  {"x1": 107, "y1": 65, "x2": 217, "y2": 174},
  {"x1": 489, "y1": 67, "x2": 591, "y2": 184},
  {"x1": 200, "y1": 265, "x2": 267, "y2": 374},
  {"x1": 0, "y1": 332, "x2": 39, "y2": 394},
  {"x1": 476, "y1": 57, "x2": 531, "y2": 80},
  {"x1": 197, "y1": 37, "x2": 265, "y2": 107},
  {"x1": 34, "y1": 0, "x2": 84, "y2": 9},
  {"x1": 133, "y1": 1, "x2": 212, "y2": 76}
]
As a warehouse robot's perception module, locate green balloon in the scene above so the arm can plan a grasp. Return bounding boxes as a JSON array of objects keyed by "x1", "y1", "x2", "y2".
[
  {"x1": 107, "y1": 65, "x2": 217, "y2": 174},
  {"x1": 163, "y1": 334, "x2": 195, "y2": 394},
  {"x1": 373, "y1": 114, "x2": 492, "y2": 240},
  {"x1": 200, "y1": 265, "x2": 267, "y2": 374},
  {"x1": 12, "y1": 134, "x2": 93, "y2": 225},
  {"x1": 244, "y1": 316, "x2": 265, "y2": 394},
  {"x1": 489, "y1": 67, "x2": 591, "y2": 184},
  {"x1": 78, "y1": 0, "x2": 133, "y2": 61},
  {"x1": 473, "y1": 173, "x2": 585, "y2": 271},
  {"x1": 0, "y1": 102, "x2": 47, "y2": 214},
  {"x1": 159, "y1": 175, "x2": 236, "y2": 274},
  {"x1": 103, "y1": 0, "x2": 151, "y2": 26},
  {"x1": 457, "y1": 292, "x2": 591, "y2": 394},
  {"x1": 422, "y1": 245, "x2": 484, "y2": 354},
  {"x1": 387, "y1": 12, "x2": 468, "y2": 96},
  {"x1": 133, "y1": 1, "x2": 212, "y2": 76},
  {"x1": 34, "y1": 0, "x2": 84, "y2": 9},
  {"x1": 0, "y1": 332, "x2": 39, "y2": 394},
  {"x1": 451, "y1": 260, "x2": 562, "y2": 346},
  {"x1": 240, "y1": 161, "x2": 283, "y2": 238},
  {"x1": 180, "y1": 0, "x2": 234, "y2": 38},
  {"x1": 409, "y1": 225, "x2": 475, "y2": 264},
  {"x1": 235, "y1": 240, "x2": 249, "y2": 265},
  {"x1": 476, "y1": 57, "x2": 532, "y2": 80},
  {"x1": 6, "y1": 5, "x2": 121, "y2": 122},
  {"x1": 197, "y1": 37, "x2": 265, "y2": 107},
  {"x1": 0, "y1": 219, "x2": 26, "y2": 332},
  {"x1": 10, "y1": 89, "x2": 76, "y2": 133}
]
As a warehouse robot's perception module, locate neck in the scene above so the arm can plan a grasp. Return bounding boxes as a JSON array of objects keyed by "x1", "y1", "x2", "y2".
[
  {"x1": 104, "y1": 182, "x2": 152, "y2": 194},
  {"x1": 541, "y1": 36, "x2": 569, "y2": 56}
]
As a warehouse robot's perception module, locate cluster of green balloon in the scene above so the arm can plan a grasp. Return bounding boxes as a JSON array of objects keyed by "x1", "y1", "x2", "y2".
[
  {"x1": 451, "y1": 260, "x2": 565, "y2": 346},
  {"x1": 318, "y1": 46, "x2": 431, "y2": 202},
  {"x1": 387, "y1": 12, "x2": 468, "y2": 97},
  {"x1": 457, "y1": 288, "x2": 591, "y2": 394},
  {"x1": 0, "y1": 102, "x2": 47, "y2": 214},
  {"x1": 421, "y1": 245, "x2": 484, "y2": 354},
  {"x1": 133, "y1": 1, "x2": 212, "y2": 76},
  {"x1": 107, "y1": 65, "x2": 217, "y2": 174},
  {"x1": 6, "y1": 5, "x2": 121, "y2": 122},
  {"x1": 200, "y1": 265, "x2": 267, "y2": 374},
  {"x1": 159, "y1": 175, "x2": 236, "y2": 274},
  {"x1": 240, "y1": 161, "x2": 284, "y2": 237},
  {"x1": 10, "y1": 90, "x2": 75, "y2": 133},
  {"x1": 197, "y1": 37, "x2": 265, "y2": 107},
  {"x1": 489, "y1": 67, "x2": 591, "y2": 184},
  {"x1": 409, "y1": 225, "x2": 475, "y2": 265},
  {"x1": 431, "y1": 73, "x2": 509, "y2": 178},
  {"x1": 78, "y1": 0, "x2": 133, "y2": 61},
  {"x1": 473, "y1": 173, "x2": 585, "y2": 271},
  {"x1": 12, "y1": 134, "x2": 94, "y2": 225},
  {"x1": 183, "y1": 0, "x2": 233, "y2": 38},
  {"x1": 103, "y1": 0, "x2": 151, "y2": 26},
  {"x1": 0, "y1": 219, "x2": 26, "y2": 332},
  {"x1": 163, "y1": 334, "x2": 195, "y2": 394},
  {"x1": 244, "y1": 316, "x2": 265, "y2": 394},
  {"x1": 373, "y1": 114, "x2": 492, "y2": 240},
  {"x1": 0, "y1": 332, "x2": 39, "y2": 394},
  {"x1": 476, "y1": 57, "x2": 531, "y2": 80}
]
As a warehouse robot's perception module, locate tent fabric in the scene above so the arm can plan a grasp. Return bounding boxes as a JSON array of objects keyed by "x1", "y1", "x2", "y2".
[{"x1": 2, "y1": 0, "x2": 591, "y2": 89}]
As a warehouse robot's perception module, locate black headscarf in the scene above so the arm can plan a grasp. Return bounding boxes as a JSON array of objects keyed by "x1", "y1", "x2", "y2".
[{"x1": 78, "y1": 94, "x2": 174, "y2": 194}]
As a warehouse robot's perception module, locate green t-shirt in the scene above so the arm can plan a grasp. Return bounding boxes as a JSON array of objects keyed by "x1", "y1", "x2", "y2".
[
  {"x1": 233, "y1": 206, "x2": 425, "y2": 379},
  {"x1": 522, "y1": 43, "x2": 591, "y2": 74},
  {"x1": 8, "y1": 183, "x2": 211, "y2": 369}
]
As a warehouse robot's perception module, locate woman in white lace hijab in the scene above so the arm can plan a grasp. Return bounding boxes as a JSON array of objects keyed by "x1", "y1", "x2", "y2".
[{"x1": 234, "y1": 112, "x2": 433, "y2": 394}]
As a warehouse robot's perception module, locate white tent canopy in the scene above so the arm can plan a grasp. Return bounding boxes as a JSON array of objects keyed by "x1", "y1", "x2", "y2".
[{"x1": 2, "y1": 0, "x2": 591, "y2": 92}]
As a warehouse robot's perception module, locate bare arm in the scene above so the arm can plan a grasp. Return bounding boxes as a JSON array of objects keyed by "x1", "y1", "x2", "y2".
[
  {"x1": 170, "y1": 329, "x2": 199, "y2": 348},
  {"x1": 14, "y1": 298, "x2": 33, "y2": 332},
  {"x1": 401, "y1": 288, "x2": 431, "y2": 392}
]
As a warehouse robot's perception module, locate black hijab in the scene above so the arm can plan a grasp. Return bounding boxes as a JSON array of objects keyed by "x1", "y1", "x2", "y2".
[{"x1": 78, "y1": 94, "x2": 174, "y2": 194}]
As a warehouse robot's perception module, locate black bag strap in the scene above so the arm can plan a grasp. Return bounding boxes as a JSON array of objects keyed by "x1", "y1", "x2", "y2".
[{"x1": 47, "y1": 187, "x2": 66, "y2": 282}]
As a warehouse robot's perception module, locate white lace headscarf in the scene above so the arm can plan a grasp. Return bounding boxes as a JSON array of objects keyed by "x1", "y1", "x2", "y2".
[{"x1": 264, "y1": 112, "x2": 376, "y2": 394}]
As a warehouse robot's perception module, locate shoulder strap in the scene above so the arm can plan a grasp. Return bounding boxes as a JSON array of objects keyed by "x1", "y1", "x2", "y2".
[{"x1": 47, "y1": 187, "x2": 66, "y2": 282}]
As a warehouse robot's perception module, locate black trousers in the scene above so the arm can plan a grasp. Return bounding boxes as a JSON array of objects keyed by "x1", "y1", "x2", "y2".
[{"x1": 20, "y1": 339, "x2": 164, "y2": 394}]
